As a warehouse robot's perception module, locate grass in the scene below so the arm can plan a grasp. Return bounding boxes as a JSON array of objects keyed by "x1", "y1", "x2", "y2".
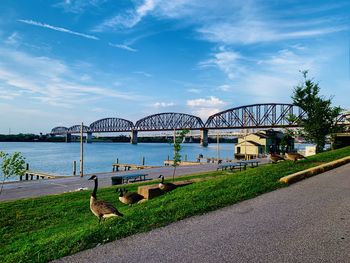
[{"x1": 1, "y1": 146, "x2": 350, "y2": 263}]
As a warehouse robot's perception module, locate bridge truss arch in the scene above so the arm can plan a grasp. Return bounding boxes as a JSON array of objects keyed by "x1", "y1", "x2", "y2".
[
  {"x1": 51, "y1": 126, "x2": 68, "y2": 135},
  {"x1": 135, "y1": 112, "x2": 205, "y2": 131},
  {"x1": 67, "y1": 125, "x2": 90, "y2": 134},
  {"x1": 89, "y1": 118, "x2": 134, "y2": 132},
  {"x1": 205, "y1": 103, "x2": 306, "y2": 129}
]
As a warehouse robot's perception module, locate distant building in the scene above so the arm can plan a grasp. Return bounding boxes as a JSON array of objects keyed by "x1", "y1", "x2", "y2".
[{"x1": 234, "y1": 130, "x2": 294, "y2": 159}]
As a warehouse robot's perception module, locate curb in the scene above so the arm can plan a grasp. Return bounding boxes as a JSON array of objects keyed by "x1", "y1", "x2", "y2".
[{"x1": 279, "y1": 156, "x2": 350, "y2": 184}]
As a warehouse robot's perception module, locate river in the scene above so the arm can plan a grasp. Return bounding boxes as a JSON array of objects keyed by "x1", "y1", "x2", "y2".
[
  {"x1": 0, "y1": 141, "x2": 316, "y2": 181},
  {"x1": 0, "y1": 142, "x2": 236, "y2": 179}
]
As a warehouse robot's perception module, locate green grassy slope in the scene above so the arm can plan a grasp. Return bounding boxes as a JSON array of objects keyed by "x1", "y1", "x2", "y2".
[{"x1": 1, "y1": 146, "x2": 350, "y2": 263}]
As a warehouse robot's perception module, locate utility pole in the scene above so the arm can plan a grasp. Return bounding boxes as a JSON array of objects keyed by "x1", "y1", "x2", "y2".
[
  {"x1": 173, "y1": 128, "x2": 176, "y2": 161},
  {"x1": 80, "y1": 122, "x2": 84, "y2": 177},
  {"x1": 216, "y1": 131, "x2": 220, "y2": 162}
]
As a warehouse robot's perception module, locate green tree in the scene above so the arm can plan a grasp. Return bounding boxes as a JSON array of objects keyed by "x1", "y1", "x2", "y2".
[
  {"x1": 172, "y1": 129, "x2": 189, "y2": 181},
  {"x1": 0, "y1": 151, "x2": 26, "y2": 195},
  {"x1": 291, "y1": 71, "x2": 343, "y2": 153}
]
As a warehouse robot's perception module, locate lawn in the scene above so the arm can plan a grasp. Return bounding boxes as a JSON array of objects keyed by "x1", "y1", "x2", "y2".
[{"x1": 1, "y1": 146, "x2": 350, "y2": 263}]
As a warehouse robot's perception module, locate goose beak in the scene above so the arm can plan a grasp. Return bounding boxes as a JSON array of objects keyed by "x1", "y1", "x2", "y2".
[{"x1": 88, "y1": 175, "x2": 95, "y2": 180}]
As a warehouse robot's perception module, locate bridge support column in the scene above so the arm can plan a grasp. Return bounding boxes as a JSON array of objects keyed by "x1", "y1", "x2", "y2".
[
  {"x1": 131, "y1": 130, "x2": 138, "y2": 144},
  {"x1": 65, "y1": 133, "x2": 71, "y2": 143},
  {"x1": 86, "y1": 132, "x2": 92, "y2": 143},
  {"x1": 200, "y1": 129, "x2": 208, "y2": 147}
]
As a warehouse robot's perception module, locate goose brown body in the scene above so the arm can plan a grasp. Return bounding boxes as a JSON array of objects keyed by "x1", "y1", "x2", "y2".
[
  {"x1": 158, "y1": 175, "x2": 177, "y2": 192},
  {"x1": 117, "y1": 189, "x2": 144, "y2": 205},
  {"x1": 285, "y1": 152, "x2": 306, "y2": 162},
  {"x1": 88, "y1": 175, "x2": 123, "y2": 222},
  {"x1": 269, "y1": 153, "x2": 285, "y2": 163}
]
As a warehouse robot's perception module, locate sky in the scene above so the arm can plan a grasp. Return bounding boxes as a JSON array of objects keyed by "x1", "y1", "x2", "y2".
[{"x1": 0, "y1": 0, "x2": 349, "y2": 134}]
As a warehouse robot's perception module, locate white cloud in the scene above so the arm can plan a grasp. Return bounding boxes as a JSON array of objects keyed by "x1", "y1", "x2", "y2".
[
  {"x1": 109, "y1": 43, "x2": 138, "y2": 52},
  {"x1": 216, "y1": 84, "x2": 232, "y2": 92},
  {"x1": 18, "y1": 19, "x2": 99, "y2": 40},
  {"x1": 199, "y1": 48, "x2": 244, "y2": 79},
  {"x1": 0, "y1": 94, "x2": 16, "y2": 100},
  {"x1": 191, "y1": 107, "x2": 221, "y2": 119},
  {"x1": 187, "y1": 88, "x2": 201, "y2": 93},
  {"x1": 94, "y1": 0, "x2": 157, "y2": 31},
  {"x1": 187, "y1": 96, "x2": 225, "y2": 107},
  {"x1": 198, "y1": 45, "x2": 323, "y2": 103},
  {"x1": 197, "y1": 22, "x2": 347, "y2": 45},
  {"x1": 4, "y1": 32, "x2": 21, "y2": 45},
  {"x1": 54, "y1": 0, "x2": 107, "y2": 13},
  {"x1": 0, "y1": 48, "x2": 139, "y2": 108},
  {"x1": 134, "y1": 71, "x2": 152, "y2": 77},
  {"x1": 258, "y1": 49, "x2": 316, "y2": 74},
  {"x1": 187, "y1": 96, "x2": 225, "y2": 118},
  {"x1": 153, "y1": 101, "x2": 175, "y2": 108},
  {"x1": 137, "y1": 0, "x2": 157, "y2": 17},
  {"x1": 80, "y1": 74, "x2": 91, "y2": 82},
  {"x1": 94, "y1": 0, "x2": 348, "y2": 45}
]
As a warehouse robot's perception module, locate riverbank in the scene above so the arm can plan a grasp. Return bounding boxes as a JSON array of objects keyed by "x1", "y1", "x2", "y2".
[
  {"x1": 0, "y1": 164, "x2": 220, "y2": 201},
  {"x1": 1, "y1": 146, "x2": 349, "y2": 263}
]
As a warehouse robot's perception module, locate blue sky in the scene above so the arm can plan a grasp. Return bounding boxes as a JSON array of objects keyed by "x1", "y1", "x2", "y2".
[{"x1": 0, "y1": 0, "x2": 349, "y2": 134}]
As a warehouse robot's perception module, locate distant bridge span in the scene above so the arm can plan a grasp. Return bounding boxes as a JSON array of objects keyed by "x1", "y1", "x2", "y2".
[
  {"x1": 51, "y1": 126, "x2": 68, "y2": 135},
  {"x1": 50, "y1": 103, "x2": 348, "y2": 146},
  {"x1": 205, "y1": 103, "x2": 305, "y2": 129},
  {"x1": 134, "y1": 112, "x2": 204, "y2": 131},
  {"x1": 89, "y1": 118, "x2": 134, "y2": 132}
]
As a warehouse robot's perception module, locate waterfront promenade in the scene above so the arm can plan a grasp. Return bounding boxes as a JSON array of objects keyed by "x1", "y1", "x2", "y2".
[
  {"x1": 0, "y1": 164, "x2": 220, "y2": 201},
  {"x1": 55, "y1": 163, "x2": 350, "y2": 263}
]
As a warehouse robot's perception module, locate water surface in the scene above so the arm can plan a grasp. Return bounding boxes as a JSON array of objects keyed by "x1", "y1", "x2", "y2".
[{"x1": 0, "y1": 142, "x2": 235, "y2": 179}]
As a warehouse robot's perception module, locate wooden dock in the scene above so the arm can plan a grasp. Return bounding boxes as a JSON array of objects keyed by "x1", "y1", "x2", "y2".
[
  {"x1": 163, "y1": 160, "x2": 203, "y2": 166},
  {"x1": 112, "y1": 163, "x2": 159, "y2": 172},
  {"x1": 21, "y1": 170, "x2": 68, "y2": 181}
]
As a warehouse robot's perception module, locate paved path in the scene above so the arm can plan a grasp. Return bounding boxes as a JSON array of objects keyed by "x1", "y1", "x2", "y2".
[
  {"x1": 0, "y1": 164, "x2": 220, "y2": 201},
  {"x1": 54, "y1": 163, "x2": 350, "y2": 263}
]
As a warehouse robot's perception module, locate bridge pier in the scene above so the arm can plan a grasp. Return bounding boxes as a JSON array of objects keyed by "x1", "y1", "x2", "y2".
[
  {"x1": 86, "y1": 132, "x2": 92, "y2": 143},
  {"x1": 131, "y1": 130, "x2": 138, "y2": 144},
  {"x1": 200, "y1": 129, "x2": 208, "y2": 147},
  {"x1": 65, "y1": 133, "x2": 71, "y2": 143}
]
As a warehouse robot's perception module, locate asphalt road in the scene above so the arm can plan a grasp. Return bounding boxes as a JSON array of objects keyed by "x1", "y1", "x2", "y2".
[{"x1": 54, "y1": 163, "x2": 350, "y2": 263}]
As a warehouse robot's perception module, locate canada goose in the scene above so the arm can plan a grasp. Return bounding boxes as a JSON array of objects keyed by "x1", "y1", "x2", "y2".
[
  {"x1": 116, "y1": 188, "x2": 144, "y2": 205},
  {"x1": 285, "y1": 152, "x2": 306, "y2": 163},
  {"x1": 88, "y1": 175, "x2": 123, "y2": 223},
  {"x1": 158, "y1": 175, "x2": 177, "y2": 192},
  {"x1": 269, "y1": 153, "x2": 285, "y2": 164}
]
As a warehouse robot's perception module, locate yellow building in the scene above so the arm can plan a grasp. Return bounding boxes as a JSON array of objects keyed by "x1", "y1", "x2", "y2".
[{"x1": 234, "y1": 130, "x2": 292, "y2": 159}]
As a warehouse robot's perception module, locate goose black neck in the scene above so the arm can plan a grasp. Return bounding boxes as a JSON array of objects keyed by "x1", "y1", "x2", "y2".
[
  {"x1": 92, "y1": 178, "x2": 98, "y2": 198},
  {"x1": 161, "y1": 176, "x2": 164, "y2": 184}
]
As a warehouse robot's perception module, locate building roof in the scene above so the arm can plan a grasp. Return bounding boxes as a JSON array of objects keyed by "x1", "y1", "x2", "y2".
[
  {"x1": 254, "y1": 132, "x2": 269, "y2": 138},
  {"x1": 236, "y1": 140, "x2": 263, "y2": 147}
]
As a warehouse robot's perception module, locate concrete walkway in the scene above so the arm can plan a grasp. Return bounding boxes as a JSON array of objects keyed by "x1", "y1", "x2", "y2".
[
  {"x1": 0, "y1": 164, "x2": 220, "y2": 201},
  {"x1": 54, "y1": 163, "x2": 350, "y2": 263}
]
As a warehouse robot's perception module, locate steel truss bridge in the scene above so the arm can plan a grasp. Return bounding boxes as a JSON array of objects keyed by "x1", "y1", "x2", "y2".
[{"x1": 50, "y1": 103, "x2": 350, "y2": 145}]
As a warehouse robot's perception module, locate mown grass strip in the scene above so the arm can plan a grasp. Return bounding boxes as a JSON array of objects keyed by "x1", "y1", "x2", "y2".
[{"x1": 1, "y1": 146, "x2": 350, "y2": 263}]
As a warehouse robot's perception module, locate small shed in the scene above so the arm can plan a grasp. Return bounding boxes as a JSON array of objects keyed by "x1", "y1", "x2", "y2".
[
  {"x1": 235, "y1": 140, "x2": 264, "y2": 159},
  {"x1": 234, "y1": 130, "x2": 294, "y2": 159}
]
